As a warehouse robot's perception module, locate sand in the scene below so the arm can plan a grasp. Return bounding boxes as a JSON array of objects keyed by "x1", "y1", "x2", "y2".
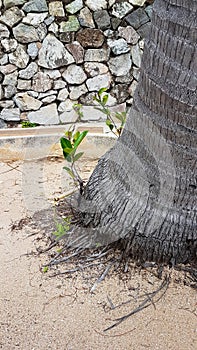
[{"x1": 0, "y1": 158, "x2": 196, "y2": 350}]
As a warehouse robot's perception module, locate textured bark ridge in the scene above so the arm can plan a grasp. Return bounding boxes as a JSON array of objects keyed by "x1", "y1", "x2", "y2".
[{"x1": 76, "y1": 0, "x2": 197, "y2": 265}]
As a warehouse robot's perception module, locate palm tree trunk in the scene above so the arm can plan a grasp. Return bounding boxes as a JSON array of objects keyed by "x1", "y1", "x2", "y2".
[{"x1": 75, "y1": 0, "x2": 197, "y2": 265}]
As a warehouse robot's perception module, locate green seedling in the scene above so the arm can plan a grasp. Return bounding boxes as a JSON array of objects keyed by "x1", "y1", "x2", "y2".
[
  {"x1": 42, "y1": 266, "x2": 49, "y2": 273},
  {"x1": 21, "y1": 121, "x2": 38, "y2": 128},
  {"x1": 53, "y1": 216, "x2": 71, "y2": 240},
  {"x1": 60, "y1": 128, "x2": 88, "y2": 193}
]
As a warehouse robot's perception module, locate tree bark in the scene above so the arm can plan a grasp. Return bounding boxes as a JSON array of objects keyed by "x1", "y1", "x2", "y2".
[{"x1": 75, "y1": 0, "x2": 197, "y2": 265}]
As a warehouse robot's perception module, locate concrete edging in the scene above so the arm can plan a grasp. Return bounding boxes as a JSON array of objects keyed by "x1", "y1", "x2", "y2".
[{"x1": 0, "y1": 123, "x2": 116, "y2": 161}]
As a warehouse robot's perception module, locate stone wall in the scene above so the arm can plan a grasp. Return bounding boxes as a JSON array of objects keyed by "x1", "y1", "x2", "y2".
[{"x1": 0, "y1": 0, "x2": 153, "y2": 128}]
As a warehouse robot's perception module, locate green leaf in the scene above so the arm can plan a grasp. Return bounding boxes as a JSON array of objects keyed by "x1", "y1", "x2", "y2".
[
  {"x1": 73, "y1": 152, "x2": 84, "y2": 162},
  {"x1": 73, "y1": 131, "x2": 80, "y2": 142},
  {"x1": 43, "y1": 266, "x2": 48, "y2": 273},
  {"x1": 106, "y1": 119, "x2": 114, "y2": 130},
  {"x1": 93, "y1": 96, "x2": 101, "y2": 104},
  {"x1": 63, "y1": 147, "x2": 73, "y2": 154},
  {"x1": 98, "y1": 87, "x2": 108, "y2": 97},
  {"x1": 65, "y1": 131, "x2": 72, "y2": 140},
  {"x1": 102, "y1": 94, "x2": 108, "y2": 105},
  {"x1": 63, "y1": 166, "x2": 75, "y2": 178},
  {"x1": 73, "y1": 130, "x2": 88, "y2": 149},
  {"x1": 60, "y1": 137, "x2": 72, "y2": 150}
]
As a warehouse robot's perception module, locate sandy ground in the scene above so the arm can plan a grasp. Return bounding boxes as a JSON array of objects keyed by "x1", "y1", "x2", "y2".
[{"x1": 0, "y1": 158, "x2": 196, "y2": 350}]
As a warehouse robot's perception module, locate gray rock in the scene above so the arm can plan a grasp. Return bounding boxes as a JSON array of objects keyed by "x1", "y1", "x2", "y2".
[
  {"x1": 38, "y1": 34, "x2": 74, "y2": 69},
  {"x1": 103, "y1": 29, "x2": 115, "y2": 38},
  {"x1": 13, "y1": 23, "x2": 39, "y2": 43},
  {"x1": 17, "y1": 79, "x2": 32, "y2": 90},
  {"x1": 28, "y1": 103, "x2": 59, "y2": 125},
  {"x1": 9, "y1": 44, "x2": 29, "y2": 68},
  {"x1": 131, "y1": 43, "x2": 143, "y2": 67},
  {"x1": 32, "y1": 72, "x2": 52, "y2": 92},
  {"x1": 0, "y1": 84, "x2": 3, "y2": 99},
  {"x1": 27, "y1": 42, "x2": 40, "y2": 59},
  {"x1": 110, "y1": 84, "x2": 130, "y2": 103},
  {"x1": 58, "y1": 99, "x2": 76, "y2": 113},
  {"x1": 85, "y1": 0, "x2": 107, "y2": 11},
  {"x1": 44, "y1": 69, "x2": 61, "y2": 79},
  {"x1": 0, "y1": 118, "x2": 7, "y2": 128},
  {"x1": 93, "y1": 10, "x2": 111, "y2": 30},
  {"x1": 57, "y1": 88, "x2": 69, "y2": 101},
  {"x1": 108, "y1": 53, "x2": 132, "y2": 76},
  {"x1": 111, "y1": 18, "x2": 121, "y2": 30},
  {"x1": 49, "y1": 1, "x2": 65, "y2": 16},
  {"x1": 79, "y1": 92, "x2": 96, "y2": 105},
  {"x1": 107, "y1": 38, "x2": 130, "y2": 55},
  {"x1": 0, "y1": 53, "x2": 8, "y2": 65},
  {"x1": 22, "y1": 12, "x2": 48, "y2": 26},
  {"x1": 0, "y1": 6, "x2": 24, "y2": 27},
  {"x1": 3, "y1": 0, "x2": 26, "y2": 8},
  {"x1": 0, "y1": 64, "x2": 17, "y2": 74},
  {"x1": 128, "y1": 80, "x2": 138, "y2": 96},
  {"x1": 81, "y1": 105, "x2": 105, "y2": 121},
  {"x1": 69, "y1": 84, "x2": 88, "y2": 100},
  {"x1": 66, "y1": 41, "x2": 84, "y2": 63},
  {"x1": 48, "y1": 22, "x2": 58, "y2": 35},
  {"x1": 118, "y1": 26, "x2": 140, "y2": 45},
  {"x1": 0, "y1": 23, "x2": 9, "y2": 39},
  {"x1": 44, "y1": 15, "x2": 55, "y2": 26},
  {"x1": 145, "y1": 5, "x2": 153, "y2": 19},
  {"x1": 36, "y1": 23, "x2": 47, "y2": 41},
  {"x1": 4, "y1": 85, "x2": 16, "y2": 98},
  {"x1": 125, "y1": 8, "x2": 149, "y2": 29},
  {"x1": 84, "y1": 62, "x2": 108, "y2": 77},
  {"x1": 26, "y1": 91, "x2": 39, "y2": 98},
  {"x1": 129, "y1": 0, "x2": 146, "y2": 5},
  {"x1": 60, "y1": 16, "x2": 80, "y2": 32},
  {"x1": 39, "y1": 90, "x2": 57, "y2": 99},
  {"x1": 66, "y1": 0, "x2": 83, "y2": 14},
  {"x1": 19, "y1": 62, "x2": 38, "y2": 79},
  {"x1": 0, "y1": 100, "x2": 15, "y2": 108},
  {"x1": 53, "y1": 80, "x2": 67, "y2": 90},
  {"x1": 59, "y1": 32, "x2": 75, "y2": 43},
  {"x1": 2, "y1": 70, "x2": 18, "y2": 86},
  {"x1": 22, "y1": 0, "x2": 48, "y2": 13},
  {"x1": 41, "y1": 95, "x2": 56, "y2": 104},
  {"x1": 1, "y1": 107, "x2": 20, "y2": 121},
  {"x1": 115, "y1": 73, "x2": 133, "y2": 84},
  {"x1": 62, "y1": 64, "x2": 87, "y2": 84},
  {"x1": 1, "y1": 38, "x2": 17, "y2": 52},
  {"x1": 85, "y1": 48, "x2": 110, "y2": 62},
  {"x1": 59, "y1": 110, "x2": 78, "y2": 124},
  {"x1": 112, "y1": 2, "x2": 133, "y2": 19},
  {"x1": 78, "y1": 7, "x2": 95, "y2": 28},
  {"x1": 137, "y1": 22, "x2": 151, "y2": 38},
  {"x1": 86, "y1": 73, "x2": 111, "y2": 91},
  {"x1": 133, "y1": 66, "x2": 140, "y2": 81},
  {"x1": 14, "y1": 92, "x2": 42, "y2": 111}
]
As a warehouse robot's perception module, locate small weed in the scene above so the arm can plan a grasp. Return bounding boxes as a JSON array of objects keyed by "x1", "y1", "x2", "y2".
[
  {"x1": 21, "y1": 121, "x2": 38, "y2": 128},
  {"x1": 53, "y1": 217, "x2": 71, "y2": 240}
]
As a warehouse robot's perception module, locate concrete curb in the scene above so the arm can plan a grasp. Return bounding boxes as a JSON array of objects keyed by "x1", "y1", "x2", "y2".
[{"x1": 0, "y1": 123, "x2": 116, "y2": 162}]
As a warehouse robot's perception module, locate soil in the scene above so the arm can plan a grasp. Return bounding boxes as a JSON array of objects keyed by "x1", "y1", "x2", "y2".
[{"x1": 0, "y1": 157, "x2": 196, "y2": 350}]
